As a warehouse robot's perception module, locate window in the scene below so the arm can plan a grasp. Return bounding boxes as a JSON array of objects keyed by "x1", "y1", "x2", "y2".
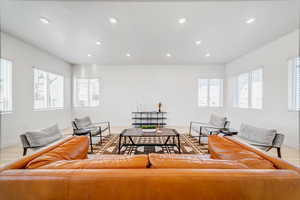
[
  {"x1": 33, "y1": 68, "x2": 64, "y2": 110},
  {"x1": 237, "y1": 73, "x2": 249, "y2": 108},
  {"x1": 0, "y1": 58, "x2": 12, "y2": 113},
  {"x1": 251, "y1": 69, "x2": 263, "y2": 109},
  {"x1": 234, "y1": 68, "x2": 263, "y2": 109},
  {"x1": 198, "y1": 79, "x2": 223, "y2": 107},
  {"x1": 288, "y1": 57, "x2": 300, "y2": 111},
  {"x1": 73, "y1": 78, "x2": 100, "y2": 107}
]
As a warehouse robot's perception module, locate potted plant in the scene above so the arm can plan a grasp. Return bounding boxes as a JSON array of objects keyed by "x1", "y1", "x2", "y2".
[{"x1": 141, "y1": 125, "x2": 157, "y2": 133}]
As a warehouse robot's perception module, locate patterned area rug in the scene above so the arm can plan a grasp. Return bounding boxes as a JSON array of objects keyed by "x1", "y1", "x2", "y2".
[{"x1": 91, "y1": 134, "x2": 208, "y2": 155}]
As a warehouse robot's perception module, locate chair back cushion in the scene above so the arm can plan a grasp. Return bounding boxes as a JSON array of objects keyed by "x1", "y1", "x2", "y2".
[
  {"x1": 149, "y1": 154, "x2": 249, "y2": 169},
  {"x1": 24, "y1": 124, "x2": 63, "y2": 147},
  {"x1": 25, "y1": 136, "x2": 89, "y2": 169},
  {"x1": 39, "y1": 155, "x2": 149, "y2": 169},
  {"x1": 209, "y1": 114, "x2": 227, "y2": 128},
  {"x1": 75, "y1": 116, "x2": 92, "y2": 129},
  {"x1": 239, "y1": 123, "x2": 276, "y2": 146}
]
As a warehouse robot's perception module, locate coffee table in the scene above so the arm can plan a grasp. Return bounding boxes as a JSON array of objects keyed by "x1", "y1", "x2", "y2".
[{"x1": 118, "y1": 128, "x2": 181, "y2": 154}]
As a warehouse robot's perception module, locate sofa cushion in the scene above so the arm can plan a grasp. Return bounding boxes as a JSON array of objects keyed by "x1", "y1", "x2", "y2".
[
  {"x1": 75, "y1": 116, "x2": 92, "y2": 129},
  {"x1": 149, "y1": 154, "x2": 249, "y2": 169},
  {"x1": 39, "y1": 155, "x2": 149, "y2": 169},
  {"x1": 25, "y1": 124, "x2": 63, "y2": 147},
  {"x1": 239, "y1": 123, "x2": 276, "y2": 146},
  {"x1": 209, "y1": 114, "x2": 227, "y2": 128},
  {"x1": 208, "y1": 135, "x2": 276, "y2": 169},
  {"x1": 25, "y1": 136, "x2": 89, "y2": 169}
]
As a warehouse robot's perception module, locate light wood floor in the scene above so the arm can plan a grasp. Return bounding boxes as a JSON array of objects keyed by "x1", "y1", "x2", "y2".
[{"x1": 1, "y1": 126, "x2": 299, "y2": 167}]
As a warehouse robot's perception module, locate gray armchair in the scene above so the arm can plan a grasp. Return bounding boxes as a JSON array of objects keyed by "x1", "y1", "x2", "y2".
[
  {"x1": 235, "y1": 123, "x2": 284, "y2": 158},
  {"x1": 73, "y1": 116, "x2": 111, "y2": 145},
  {"x1": 20, "y1": 124, "x2": 63, "y2": 156},
  {"x1": 189, "y1": 114, "x2": 230, "y2": 144}
]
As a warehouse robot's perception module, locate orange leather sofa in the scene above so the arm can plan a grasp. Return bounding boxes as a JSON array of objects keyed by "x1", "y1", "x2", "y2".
[{"x1": 0, "y1": 135, "x2": 300, "y2": 200}]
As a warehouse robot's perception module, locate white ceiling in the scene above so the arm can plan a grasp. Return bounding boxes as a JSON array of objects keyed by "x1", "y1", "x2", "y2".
[{"x1": 1, "y1": 0, "x2": 299, "y2": 65}]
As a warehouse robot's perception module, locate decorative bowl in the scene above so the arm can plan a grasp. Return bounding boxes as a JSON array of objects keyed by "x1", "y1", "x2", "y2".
[{"x1": 142, "y1": 128, "x2": 157, "y2": 133}]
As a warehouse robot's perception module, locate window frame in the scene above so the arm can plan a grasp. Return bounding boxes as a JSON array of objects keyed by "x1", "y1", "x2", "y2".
[
  {"x1": 288, "y1": 57, "x2": 300, "y2": 112},
  {"x1": 0, "y1": 58, "x2": 13, "y2": 114},
  {"x1": 198, "y1": 78, "x2": 224, "y2": 108},
  {"x1": 234, "y1": 67, "x2": 264, "y2": 110},
  {"x1": 33, "y1": 67, "x2": 65, "y2": 111},
  {"x1": 73, "y1": 77, "x2": 100, "y2": 108}
]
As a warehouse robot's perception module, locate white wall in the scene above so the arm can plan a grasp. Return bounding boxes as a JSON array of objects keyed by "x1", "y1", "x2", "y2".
[
  {"x1": 225, "y1": 29, "x2": 299, "y2": 148},
  {"x1": 72, "y1": 64, "x2": 225, "y2": 128},
  {"x1": 2, "y1": 29, "x2": 298, "y2": 149},
  {"x1": 0, "y1": 32, "x2": 72, "y2": 148}
]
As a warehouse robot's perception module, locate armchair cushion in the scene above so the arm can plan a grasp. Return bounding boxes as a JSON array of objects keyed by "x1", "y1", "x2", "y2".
[
  {"x1": 25, "y1": 136, "x2": 89, "y2": 169},
  {"x1": 75, "y1": 116, "x2": 92, "y2": 129},
  {"x1": 39, "y1": 155, "x2": 149, "y2": 169},
  {"x1": 239, "y1": 123, "x2": 276, "y2": 146},
  {"x1": 209, "y1": 114, "x2": 227, "y2": 128},
  {"x1": 24, "y1": 124, "x2": 63, "y2": 147}
]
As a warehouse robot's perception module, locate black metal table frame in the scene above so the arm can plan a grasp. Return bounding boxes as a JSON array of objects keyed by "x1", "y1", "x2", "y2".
[{"x1": 118, "y1": 130, "x2": 181, "y2": 154}]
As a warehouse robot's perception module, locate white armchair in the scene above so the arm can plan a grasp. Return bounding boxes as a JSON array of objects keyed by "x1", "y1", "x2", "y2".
[
  {"x1": 73, "y1": 116, "x2": 111, "y2": 144},
  {"x1": 235, "y1": 123, "x2": 284, "y2": 158},
  {"x1": 189, "y1": 114, "x2": 230, "y2": 144}
]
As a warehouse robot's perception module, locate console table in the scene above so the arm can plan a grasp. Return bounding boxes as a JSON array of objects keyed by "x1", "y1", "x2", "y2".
[{"x1": 132, "y1": 112, "x2": 167, "y2": 128}]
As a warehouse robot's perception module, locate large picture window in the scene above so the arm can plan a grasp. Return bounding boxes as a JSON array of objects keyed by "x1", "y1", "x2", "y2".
[
  {"x1": 33, "y1": 68, "x2": 64, "y2": 110},
  {"x1": 234, "y1": 68, "x2": 263, "y2": 109},
  {"x1": 288, "y1": 57, "x2": 300, "y2": 111},
  {"x1": 73, "y1": 78, "x2": 100, "y2": 107},
  {"x1": 0, "y1": 58, "x2": 12, "y2": 113},
  {"x1": 198, "y1": 78, "x2": 223, "y2": 107}
]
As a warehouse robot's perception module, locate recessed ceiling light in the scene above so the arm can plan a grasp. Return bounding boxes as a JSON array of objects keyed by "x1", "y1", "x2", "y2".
[
  {"x1": 109, "y1": 17, "x2": 118, "y2": 24},
  {"x1": 166, "y1": 53, "x2": 172, "y2": 57},
  {"x1": 96, "y1": 41, "x2": 101, "y2": 45},
  {"x1": 126, "y1": 53, "x2": 131, "y2": 57},
  {"x1": 40, "y1": 17, "x2": 50, "y2": 24},
  {"x1": 178, "y1": 18, "x2": 187, "y2": 24},
  {"x1": 195, "y1": 40, "x2": 202, "y2": 45},
  {"x1": 246, "y1": 18, "x2": 256, "y2": 24},
  {"x1": 205, "y1": 53, "x2": 211, "y2": 57},
  {"x1": 87, "y1": 54, "x2": 92, "y2": 57}
]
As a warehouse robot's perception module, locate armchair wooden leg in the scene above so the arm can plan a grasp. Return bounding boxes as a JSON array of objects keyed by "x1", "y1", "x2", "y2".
[
  {"x1": 199, "y1": 127, "x2": 202, "y2": 145},
  {"x1": 108, "y1": 122, "x2": 111, "y2": 136},
  {"x1": 99, "y1": 127, "x2": 102, "y2": 144},
  {"x1": 23, "y1": 148, "x2": 27, "y2": 156},
  {"x1": 89, "y1": 132, "x2": 93, "y2": 153},
  {"x1": 277, "y1": 147, "x2": 282, "y2": 158}
]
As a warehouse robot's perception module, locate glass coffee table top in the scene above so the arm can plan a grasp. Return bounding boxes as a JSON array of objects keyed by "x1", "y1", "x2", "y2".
[
  {"x1": 121, "y1": 128, "x2": 179, "y2": 137},
  {"x1": 118, "y1": 128, "x2": 181, "y2": 154}
]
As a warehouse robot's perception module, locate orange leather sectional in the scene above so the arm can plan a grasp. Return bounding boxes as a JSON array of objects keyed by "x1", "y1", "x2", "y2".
[{"x1": 0, "y1": 135, "x2": 300, "y2": 200}]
